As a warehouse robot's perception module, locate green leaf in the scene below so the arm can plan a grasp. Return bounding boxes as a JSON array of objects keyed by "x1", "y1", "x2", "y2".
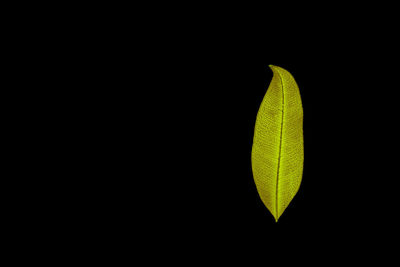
[{"x1": 251, "y1": 65, "x2": 304, "y2": 222}]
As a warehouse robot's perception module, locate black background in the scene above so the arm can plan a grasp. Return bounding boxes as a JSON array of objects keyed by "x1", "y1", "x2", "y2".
[
  {"x1": 22, "y1": 8, "x2": 399, "y2": 259},
  {"x1": 6, "y1": 3, "x2": 400, "y2": 263}
]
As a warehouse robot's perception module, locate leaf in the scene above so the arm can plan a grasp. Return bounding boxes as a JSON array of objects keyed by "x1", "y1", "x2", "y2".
[{"x1": 251, "y1": 65, "x2": 304, "y2": 222}]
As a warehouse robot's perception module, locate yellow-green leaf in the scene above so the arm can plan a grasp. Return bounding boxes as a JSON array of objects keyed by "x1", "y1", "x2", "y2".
[{"x1": 251, "y1": 65, "x2": 304, "y2": 222}]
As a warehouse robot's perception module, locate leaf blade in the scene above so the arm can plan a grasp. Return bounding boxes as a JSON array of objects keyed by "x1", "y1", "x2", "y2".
[{"x1": 251, "y1": 65, "x2": 304, "y2": 221}]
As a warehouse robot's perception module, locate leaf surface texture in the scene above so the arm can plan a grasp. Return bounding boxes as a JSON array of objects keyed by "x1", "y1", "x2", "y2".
[{"x1": 251, "y1": 65, "x2": 304, "y2": 222}]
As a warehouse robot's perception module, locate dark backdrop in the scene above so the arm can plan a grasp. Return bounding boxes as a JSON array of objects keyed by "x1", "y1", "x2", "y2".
[
  {"x1": 9, "y1": 3, "x2": 400, "y2": 263},
  {"x1": 55, "y1": 14, "x2": 400, "y2": 258}
]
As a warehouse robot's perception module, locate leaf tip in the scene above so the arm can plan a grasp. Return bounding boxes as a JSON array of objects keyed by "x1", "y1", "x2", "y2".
[{"x1": 268, "y1": 64, "x2": 281, "y2": 74}]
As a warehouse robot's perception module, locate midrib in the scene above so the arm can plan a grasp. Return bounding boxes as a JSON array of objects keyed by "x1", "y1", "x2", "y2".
[{"x1": 275, "y1": 72, "x2": 284, "y2": 221}]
